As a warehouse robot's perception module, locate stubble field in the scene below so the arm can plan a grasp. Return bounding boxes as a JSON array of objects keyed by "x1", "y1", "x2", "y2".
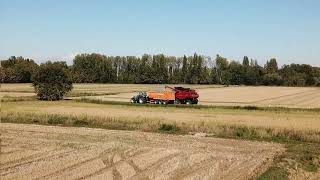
[
  {"x1": 1, "y1": 123, "x2": 283, "y2": 180},
  {"x1": 1, "y1": 83, "x2": 320, "y2": 179},
  {"x1": 1, "y1": 83, "x2": 319, "y2": 108}
]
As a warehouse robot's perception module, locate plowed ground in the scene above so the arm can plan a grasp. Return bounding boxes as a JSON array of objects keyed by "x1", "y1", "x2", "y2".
[{"x1": 0, "y1": 123, "x2": 283, "y2": 180}]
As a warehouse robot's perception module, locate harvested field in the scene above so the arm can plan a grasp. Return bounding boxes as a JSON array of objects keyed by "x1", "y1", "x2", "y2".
[
  {"x1": 199, "y1": 86, "x2": 320, "y2": 108},
  {"x1": 0, "y1": 83, "x2": 220, "y2": 96},
  {"x1": 0, "y1": 123, "x2": 284, "y2": 180},
  {"x1": 93, "y1": 86, "x2": 320, "y2": 108},
  {"x1": 0, "y1": 83, "x2": 34, "y2": 93},
  {"x1": 1, "y1": 83, "x2": 319, "y2": 108},
  {"x1": 70, "y1": 84, "x2": 218, "y2": 96}
]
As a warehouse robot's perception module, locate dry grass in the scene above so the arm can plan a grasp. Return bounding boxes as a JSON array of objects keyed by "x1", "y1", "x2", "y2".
[
  {"x1": 3, "y1": 111, "x2": 320, "y2": 143},
  {"x1": 0, "y1": 92, "x2": 35, "y2": 98},
  {"x1": 2, "y1": 100, "x2": 320, "y2": 132},
  {"x1": 2, "y1": 100, "x2": 320, "y2": 143}
]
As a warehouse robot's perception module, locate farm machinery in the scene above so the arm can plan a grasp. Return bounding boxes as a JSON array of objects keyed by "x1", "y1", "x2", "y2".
[{"x1": 130, "y1": 86, "x2": 199, "y2": 105}]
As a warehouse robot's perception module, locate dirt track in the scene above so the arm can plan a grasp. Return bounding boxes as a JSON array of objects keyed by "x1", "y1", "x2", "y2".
[{"x1": 0, "y1": 123, "x2": 283, "y2": 180}]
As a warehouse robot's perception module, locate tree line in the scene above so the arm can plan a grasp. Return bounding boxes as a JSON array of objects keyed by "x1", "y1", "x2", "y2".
[{"x1": 1, "y1": 53, "x2": 320, "y2": 86}]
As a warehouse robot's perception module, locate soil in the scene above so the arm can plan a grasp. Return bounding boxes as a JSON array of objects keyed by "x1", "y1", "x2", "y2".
[{"x1": 1, "y1": 123, "x2": 283, "y2": 180}]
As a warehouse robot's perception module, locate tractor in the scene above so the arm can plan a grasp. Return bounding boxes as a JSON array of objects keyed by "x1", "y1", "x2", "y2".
[{"x1": 130, "y1": 86, "x2": 199, "y2": 105}]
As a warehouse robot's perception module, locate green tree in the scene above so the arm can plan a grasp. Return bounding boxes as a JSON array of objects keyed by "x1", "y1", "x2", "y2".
[
  {"x1": 229, "y1": 61, "x2": 243, "y2": 85},
  {"x1": 263, "y1": 73, "x2": 283, "y2": 86},
  {"x1": 1, "y1": 56, "x2": 38, "y2": 83},
  {"x1": 137, "y1": 54, "x2": 152, "y2": 83},
  {"x1": 33, "y1": 61, "x2": 73, "y2": 101},
  {"x1": 215, "y1": 55, "x2": 230, "y2": 85},
  {"x1": 265, "y1": 58, "x2": 278, "y2": 74},
  {"x1": 181, "y1": 55, "x2": 188, "y2": 83},
  {"x1": 242, "y1": 56, "x2": 250, "y2": 67}
]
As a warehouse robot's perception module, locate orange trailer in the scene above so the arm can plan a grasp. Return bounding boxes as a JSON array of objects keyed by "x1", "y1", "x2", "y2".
[{"x1": 148, "y1": 91, "x2": 175, "y2": 101}]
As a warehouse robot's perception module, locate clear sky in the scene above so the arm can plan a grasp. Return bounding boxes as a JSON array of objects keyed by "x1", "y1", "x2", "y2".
[{"x1": 1, "y1": 0, "x2": 320, "y2": 66}]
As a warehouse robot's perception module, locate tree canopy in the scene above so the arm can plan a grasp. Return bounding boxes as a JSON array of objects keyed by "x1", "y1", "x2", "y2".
[
  {"x1": 1, "y1": 54, "x2": 319, "y2": 87},
  {"x1": 1, "y1": 56, "x2": 38, "y2": 83},
  {"x1": 32, "y1": 61, "x2": 73, "y2": 101}
]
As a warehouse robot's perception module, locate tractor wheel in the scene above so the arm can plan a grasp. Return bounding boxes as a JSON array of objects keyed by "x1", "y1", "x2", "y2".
[{"x1": 139, "y1": 97, "x2": 146, "y2": 104}]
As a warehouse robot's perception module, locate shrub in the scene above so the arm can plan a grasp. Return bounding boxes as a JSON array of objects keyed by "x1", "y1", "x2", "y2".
[
  {"x1": 158, "y1": 123, "x2": 180, "y2": 133},
  {"x1": 73, "y1": 119, "x2": 89, "y2": 126},
  {"x1": 263, "y1": 73, "x2": 283, "y2": 86},
  {"x1": 33, "y1": 61, "x2": 73, "y2": 100}
]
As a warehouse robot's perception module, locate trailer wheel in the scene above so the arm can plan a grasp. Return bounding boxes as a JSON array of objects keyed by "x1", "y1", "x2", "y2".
[
  {"x1": 174, "y1": 99, "x2": 181, "y2": 104},
  {"x1": 162, "y1": 101, "x2": 167, "y2": 105},
  {"x1": 192, "y1": 99, "x2": 198, "y2": 104},
  {"x1": 186, "y1": 100, "x2": 192, "y2": 105}
]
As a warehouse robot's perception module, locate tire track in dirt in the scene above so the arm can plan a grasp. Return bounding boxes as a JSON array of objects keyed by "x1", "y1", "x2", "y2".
[
  {"x1": 251, "y1": 89, "x2": 315, "y2": 103},
  {"x1": 81, "y1": 147, "x2": 150, "y2": 180},
  {"x1": 0, "y1": 148, "x2": 60, "y2": 169},
  {"x1": 0, "y1": 150, "x2": 71, "y2": 171},
  {"x1": 1, "y1": 148, "x2": 95, "y2": 179},
  {"x1": 286, "y1": 91, "x2": 320, "y2": 106},
  {"x1": 74, "y1": 148, "x2": 180, "y2": 180},
  {"x1": 36, "y1": 148, "x2": 115, "y2": 180},
  {"x1": 253, "y1": 89, "x2": 318, "y2": 105},
  {"x1": 171, "y1": 155, "x2": 223, "y2": 179},
  {"x1": 129, "y1": 151, "x2": 182, "y2": 179}
]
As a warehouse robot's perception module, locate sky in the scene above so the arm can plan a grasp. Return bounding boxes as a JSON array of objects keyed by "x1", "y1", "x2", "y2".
[{"x1": 1, "y1": 0, "x2": 320, "y2": 66}]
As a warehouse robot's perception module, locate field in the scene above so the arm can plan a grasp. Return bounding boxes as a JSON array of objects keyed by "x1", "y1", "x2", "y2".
[
  {"x1": 1, "y1": 83, "x2": 320, "y2": 179},
  {"x1": 80, "y1": 86, "x2": 320, "y2": 109},
  {"x1": 2, "y1": 101, "x2": 320, "y2": 133},
  {"x1": 0, "y1": 123, "x2": 283, "y2": 180},
  {"x1": 1, "y1": 83, "x2": 319, "y2": 108}
]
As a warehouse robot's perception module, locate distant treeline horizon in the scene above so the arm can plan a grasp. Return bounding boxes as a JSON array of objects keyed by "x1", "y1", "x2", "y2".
[{"x1": 1, "y1": 53, "x2": 320, "y2": 87}]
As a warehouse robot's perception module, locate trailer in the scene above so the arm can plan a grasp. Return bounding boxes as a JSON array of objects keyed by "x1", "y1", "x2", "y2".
[{"x1": 130, "y1": 86, "x2": 199, "y2": 105}]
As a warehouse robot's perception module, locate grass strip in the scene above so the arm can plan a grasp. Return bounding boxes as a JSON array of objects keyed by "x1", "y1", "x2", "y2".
[
  {"x1": 0, "y1": 96, "x2": 37, "y2": 102},
  {"x1": 75, "y1": 98, "x2": 320, "y2": 113}
]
